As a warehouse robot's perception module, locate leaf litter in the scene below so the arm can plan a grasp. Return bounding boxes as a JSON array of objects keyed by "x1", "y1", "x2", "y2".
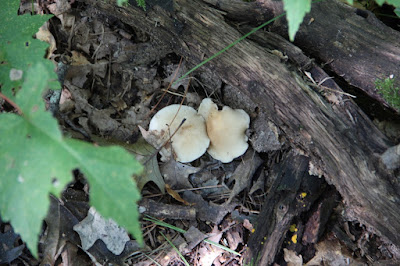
[
  {"x1": 5, "y1": 0, "x2": 388, "y2": 265},
  {"x1": 0, "y1": 1, "x2": 267, "y2": 264}
]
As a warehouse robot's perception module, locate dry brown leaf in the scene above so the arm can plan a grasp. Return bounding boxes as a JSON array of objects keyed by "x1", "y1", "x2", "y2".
[
  {"x1": 183, "y1": 226, "x2": 207, "y2": 251},
  {"x1": 227, "y1": 148, "x2": 264, "y2": 203},
  {"x1": 161, "y1": 160, "x2": 201, "y2": 189},
  {"x1": 306, "y1": 239, "x2": 360, "y2": 266},
  {"x1": 35, "y1": 22, "x2": 56, "y2": 59},
  {"x1": 165, "y1": 184, "x2": 191, "y2": 206},
  {"x1": 226, "y1": 229, "x2": 242, "y2": 251},
  {"x1": 46, "y1": 0, "x2": 71, "y2": 16},
  {"x1": 284, "y1": 248, "x2": 303, "y2": 266},
  {"x1": 243, "y1": 219, "x2": 254, "y2": 232},
  {"x1": 139, "y1": 126, "x2": 167, "y2": 152},
  {"x1": 70, "y1": 51, "x2": 91, "y2": 66}
]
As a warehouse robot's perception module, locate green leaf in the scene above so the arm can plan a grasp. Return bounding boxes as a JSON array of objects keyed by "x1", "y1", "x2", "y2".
[
  {"x1": 0, "y1": 63, "x2": 143, "y2": 257},
  {"x1": 375, "y1": 0, "x2": 400, "y2": 6},
  {"x1": 65, "y1": 138, "x2": 144, "y2": 245},
  {"x1": 117, "y1": 0, "x2": 127, "y2": 5},
  {"x1": 345, "y1": 0, "x2": 354, "y2": 4},
  {"x1": 283, "y1": 0, "x2": 311, "y2": 41},
  {"x1": 385, "y1": 0, "x2": 400, "y2": 7},
  {"x1": 395, "y1": 7, "x2": 400, "y2": 17},
  {"x1": 0, "y1": 0, "x2": 57, "y2": 98},
  {"x1": 136, "y1": 0, "x2": 146, "y2": 10},
  {"x1": 90, "y1": 136, "x2": 165, "y2": 193},
  {"x1": 117, "y1": 0, "x2": 146, "y2": 10}
]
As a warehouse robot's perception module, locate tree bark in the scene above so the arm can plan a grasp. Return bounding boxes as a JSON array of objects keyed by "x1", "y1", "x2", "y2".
[
  {"x1": 271, "y1": 0, "x2": 400, "y2": 110},
  {"x1": 80, "y1": 0, "x2": 400, "y2": 259},
  {"x1": 205, "y1": 0, "x2": 400, "y2": 111}
]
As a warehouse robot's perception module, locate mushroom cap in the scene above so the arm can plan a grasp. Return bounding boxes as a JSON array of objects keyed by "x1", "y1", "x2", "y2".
[
  {"x1": 198, "y1": 98, "x2": 250, "y2": 163},
  {"x1": 149, "y1": 104, "x2": 210, "y2": 163}
]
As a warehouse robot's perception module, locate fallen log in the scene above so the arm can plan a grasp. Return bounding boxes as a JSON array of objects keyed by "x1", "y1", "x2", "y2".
[
  {"x1": 204, "y1": 0, "x2": 400, "y2": 111},
  {"x1": 80, "y1": 0, "x2": 400, "y2": 260}
]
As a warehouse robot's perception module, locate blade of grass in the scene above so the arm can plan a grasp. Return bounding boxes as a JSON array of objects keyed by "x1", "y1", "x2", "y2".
[
  {"x1": 144, "y1": 216, "x2": 186, "y2": 233},
  {"x1": 144, "y1": 215, "x2": 241, "y2": 256},
  {"x1": 173, "y1": 12, "x2": 285, "y2": 85},
  {"x1": 204, "y1": 239, "x2": 241, "y2": 256},
  {"x1": 174, "y1": 0, "x2": 325, "y2": 85},
  {"x1": 143, "y1": 253, "x2": 162, "y2": 266},
  {"x1": 160, "y1": 231, "x2": 190, "y2": 266}
]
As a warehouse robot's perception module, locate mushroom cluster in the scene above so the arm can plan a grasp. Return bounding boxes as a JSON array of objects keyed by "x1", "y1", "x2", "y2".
[{"x1": 148, "y1": 98, "x2": 250, "y2": 163}]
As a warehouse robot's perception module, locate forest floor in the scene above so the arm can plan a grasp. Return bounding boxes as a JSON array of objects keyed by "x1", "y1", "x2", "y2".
[{"x1": 1, "y1": 0, "x2": 400, "y2": 265}]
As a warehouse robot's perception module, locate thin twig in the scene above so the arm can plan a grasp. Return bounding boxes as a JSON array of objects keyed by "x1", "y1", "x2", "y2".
[
  {"x1": 143, "y1": 118, "x2": 186, "y2": 165},
  {"x1": 147, "y1": 57, "x2": 183, "y2": 118},
  {"x1": 144, "y1": 184, "x2": 224, "y2": 198},
  {"x1": 164, "y1": 78, "x2": 191, "y2": 138},
  {"x1": 308, "y1": 83, "x2": 356, "y2": 98}
]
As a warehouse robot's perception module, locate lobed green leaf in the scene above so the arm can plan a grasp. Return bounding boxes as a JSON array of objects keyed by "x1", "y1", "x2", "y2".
[
  {"x1": 0, "y1": 0, "x2": 144, "y2": 257},
  {"x1": 0, "y1": 0, "x2": 57, "y2": 99},
  {"x1": 0, "y1": 63, "x2": 144, "y2": 256},
  {"x1": 283, "y1": 0, "x2": 311, "y2": 41}
]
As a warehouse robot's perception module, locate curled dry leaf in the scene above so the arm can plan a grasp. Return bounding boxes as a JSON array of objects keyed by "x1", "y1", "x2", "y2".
[
  {"x1": 227, "y1": 148, "x2": 264, "y2": 203},
  {"x1": 165, "y1": 184, "x2": 191, "y2": 206},
  {"x1": 35, "y1": 22, "x2": 56, "y2": 59},
  {"x1": 161, "y1": 159, "x2": 201, "y2": 189},
  {"x1": 284, "y1": 248, "x2": 303, "y2": 266},
  {"x1": 73, "y1": 207, "x2": 129, "y2": 256},
  {"x1": 243, "y1": 219, "x2": 254, "y2": 232}
]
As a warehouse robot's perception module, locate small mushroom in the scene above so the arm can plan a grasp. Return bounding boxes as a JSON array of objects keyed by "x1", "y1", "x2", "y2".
[
  {"x1": 149, "y1": 104, "x2": 210, "y2": 163},
  {"x1": 198, "y1": 98, "x2": 250, "y2": 163}
]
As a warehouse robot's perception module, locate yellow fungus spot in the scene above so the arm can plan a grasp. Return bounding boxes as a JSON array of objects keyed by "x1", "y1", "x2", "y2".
[
  {"x1": 289, "y1": 224, "x2": 297, "y2": 232},
  {"x1": 291, "y1": 234, "x2": 298, "y2": 244},
  {"x1": 300, "y1": 192, "x2": 307, "y2": 198},
  {"x1": 251, "y1": 228, "x2": 256, "y2": 233}
]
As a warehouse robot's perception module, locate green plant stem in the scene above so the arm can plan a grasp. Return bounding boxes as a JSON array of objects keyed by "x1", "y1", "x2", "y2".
[
  {"x1": 160, "y1": 231, "x2": 190, "y2": 266},
  {"x1": 174, "y1": 0, "x2": 328, "y2": 85},
  {"x1": 173, "y1": 13, "x2": 286, "y2": 85},
  {"x1": 144, "y1": 216, "x2": 241, "y2": 256}
]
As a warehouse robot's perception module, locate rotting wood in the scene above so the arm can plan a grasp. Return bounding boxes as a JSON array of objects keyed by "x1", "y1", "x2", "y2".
[
  {"x1": 80, "y1": 0, "x2": 400, "y2": 258},
  {"x1": 271, "y1": 0, "x2": 400, "y2": 110},
  {"x1": 205, "y1": 0, "x2": 400, "y2": 112},
  {"x1": 139, "y1": 198, "x2": 196, "y2": 220},
  {"x1": 245, "y1": 152, "x2": 326, "y2": 265}
]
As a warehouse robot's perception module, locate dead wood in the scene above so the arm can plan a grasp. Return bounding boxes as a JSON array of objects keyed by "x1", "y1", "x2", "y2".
[
  {"x1": 246, "y1": 152, "x2": 327, "y2": 264},
  {"x1": 271, "y1": 0, "x2": 400, "y2": 110},
  {"x1": 79, "y1": 0, "x2": 400, "y2": 261},
  {"x1": 139, "y1": 198, "x2": 197, "y2": 220},
  {"x1": 206, "y1": 0, "x2": 400, "y2": 111}
]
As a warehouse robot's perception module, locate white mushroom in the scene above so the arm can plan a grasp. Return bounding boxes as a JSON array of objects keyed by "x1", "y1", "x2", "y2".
[
  {"x1": 198, "y1": 98, "x2": 250, "y2": 163},
  {"x1": 149, "y1": 104, "x2": 210, "y2": 163}
]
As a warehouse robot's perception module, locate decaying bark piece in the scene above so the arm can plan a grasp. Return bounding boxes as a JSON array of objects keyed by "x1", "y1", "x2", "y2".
[
  {"x1": 80, "y1": 0, "x2": 400, "y2": 258},
  {"x1": 245, "y1": 152, "x2": 325, "y2": 265},
  {"x1": 139, "y1": 198, "x2": 196, "y2": 220}
]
